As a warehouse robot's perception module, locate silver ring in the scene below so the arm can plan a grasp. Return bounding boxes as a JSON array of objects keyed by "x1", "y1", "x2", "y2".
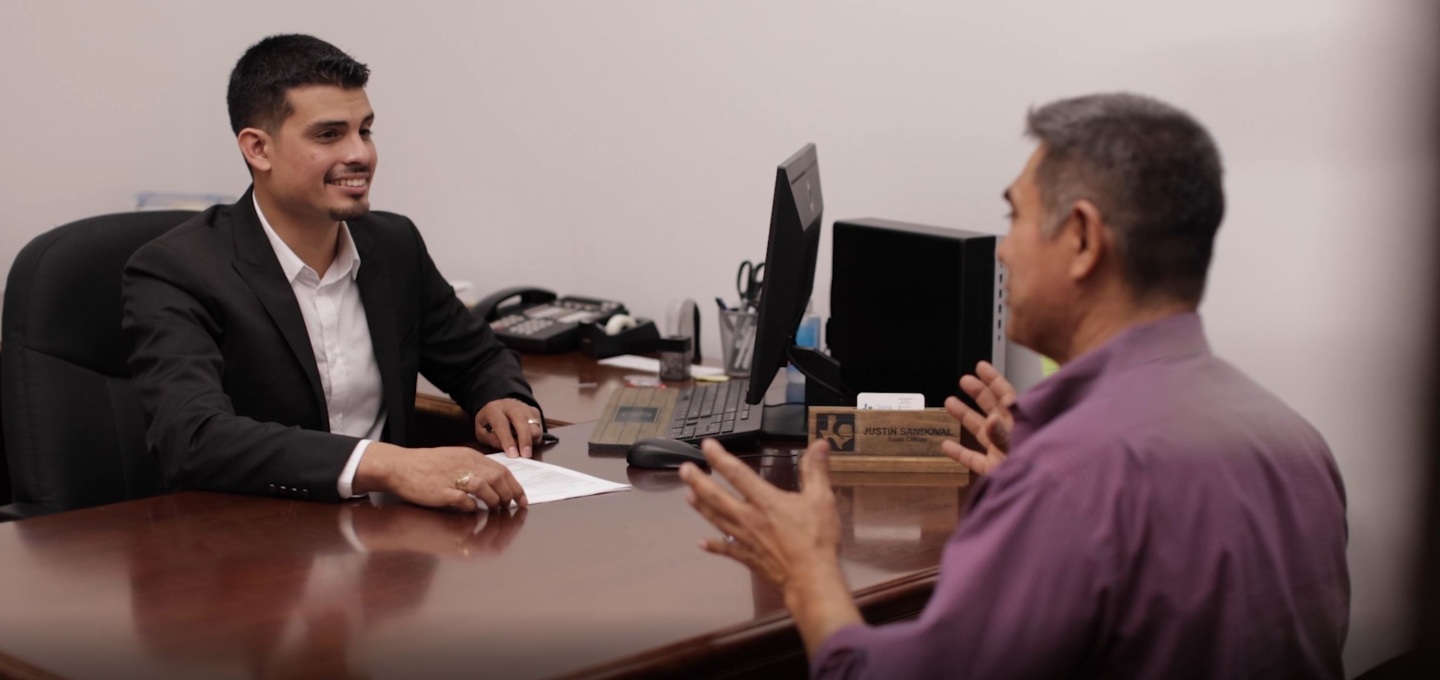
[
  {"x1": 526, "y1": 418, "x2": 541, "y2": 426},
  {"x1": 724, "y1": 535, "x2": 736, "y2": 544}
]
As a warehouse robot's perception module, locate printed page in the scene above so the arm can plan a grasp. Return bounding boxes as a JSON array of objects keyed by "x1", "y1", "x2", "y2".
[
  {"x1": 485, "y1": 454, "x2": 630, "y2": 506},
  {"x1": 597, "y1": 354, "x2": 725, "y2": 377}
]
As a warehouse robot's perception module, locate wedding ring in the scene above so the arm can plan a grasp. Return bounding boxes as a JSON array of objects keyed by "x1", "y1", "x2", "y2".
[
  {"x1": 526, "y1": 418, "x2": 541, "y2": 426},
  {"x1": 454, "y1": 471, "x2": 473, "y2": 491},
  {"x1": 724, "y1": 535, "x2": 736, "y2": 544}
]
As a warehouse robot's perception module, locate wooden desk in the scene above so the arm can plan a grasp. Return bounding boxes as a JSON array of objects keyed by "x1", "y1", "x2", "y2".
[
  {"x1": 414, "y1": 353, "x2": 710, "y2": 448},
  {"x1": 416, "y1": 352, "x2": 656, "y2": 427},
  {"x1": 0, "y1": 421, "x2": 966, "y2": 680}
]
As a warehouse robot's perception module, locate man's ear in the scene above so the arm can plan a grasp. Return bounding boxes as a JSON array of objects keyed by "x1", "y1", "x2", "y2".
[
  {"x1": 236, "y1": 128, "x2": 273, "y2": 174},
  {"x1": 1065, "y1": 199, "x2": 1107, "y2": 281}
]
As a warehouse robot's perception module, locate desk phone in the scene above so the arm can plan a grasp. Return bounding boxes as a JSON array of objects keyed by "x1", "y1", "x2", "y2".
[{"x1": 473, "y1": 286, "x2": 626, "y2": 353}]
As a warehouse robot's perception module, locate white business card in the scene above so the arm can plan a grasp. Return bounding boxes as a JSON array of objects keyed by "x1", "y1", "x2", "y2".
[{"x1": 856, "y1": 392, "x2": 926, "y2": 410}]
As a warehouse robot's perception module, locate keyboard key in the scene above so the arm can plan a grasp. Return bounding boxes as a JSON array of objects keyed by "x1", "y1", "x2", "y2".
[{"x1": 656, "y1": 378, "x2": 761, "y2": 444}]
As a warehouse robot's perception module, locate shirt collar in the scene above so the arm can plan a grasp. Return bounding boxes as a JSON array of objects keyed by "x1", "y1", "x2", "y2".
[
  {"x1": 252, "y1": 192, "x2": 362, "y2": 284},
  {"x1": 1011, "y1": 312, "x2": 1211, "y2": 445}
]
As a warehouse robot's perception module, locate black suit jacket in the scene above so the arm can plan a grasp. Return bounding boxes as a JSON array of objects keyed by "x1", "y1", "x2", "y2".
[{"x1": 122, "y1": 188, "x2": 535, "y2": 502}]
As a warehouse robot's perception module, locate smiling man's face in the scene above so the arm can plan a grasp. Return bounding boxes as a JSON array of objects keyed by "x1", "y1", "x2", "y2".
[{"x1": 255, "y1": 84, "x2": 376, "y2": 227}]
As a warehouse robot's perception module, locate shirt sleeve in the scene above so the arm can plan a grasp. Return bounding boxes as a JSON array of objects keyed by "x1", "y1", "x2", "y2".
[
  {"x1": 810, "y1": 457, "x2": 1117, "y2": 679},
  {"x1": 336, "y1": 439, "x2": 372, "y2": 499}
]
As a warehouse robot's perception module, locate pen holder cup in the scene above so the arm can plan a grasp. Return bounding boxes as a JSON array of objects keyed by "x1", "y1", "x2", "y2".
[{"x1": 719, "y1": 309, "x2": 759, "y2": 377}]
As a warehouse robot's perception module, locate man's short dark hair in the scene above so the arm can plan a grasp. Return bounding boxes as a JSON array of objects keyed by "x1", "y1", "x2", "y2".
[
  {"x1": 227, "y1": 34, "x2": 370, "y2": 135},
  {"x1": 1026, "y1": 93, "x2": 1225, "y2": 304}
]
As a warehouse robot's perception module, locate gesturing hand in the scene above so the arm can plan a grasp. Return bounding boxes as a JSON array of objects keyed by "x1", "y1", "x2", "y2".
[
  {"x1": 679, "y1": 439, "x2": 841, "y2": 589},
  {"x1": 680, "y1": 439, "x2": 863, "y2": 657},
  {"x1": 475, "y1": 398, "x2": 543, "y2": 458},
  {"x1": 941, "y1": 360, "x2": 1017, "y2": 475}
]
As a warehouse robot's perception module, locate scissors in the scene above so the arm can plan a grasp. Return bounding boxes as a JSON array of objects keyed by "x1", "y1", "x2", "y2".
[{"x1": 736, "y1": 260, "x2": 764, "y2": 309}]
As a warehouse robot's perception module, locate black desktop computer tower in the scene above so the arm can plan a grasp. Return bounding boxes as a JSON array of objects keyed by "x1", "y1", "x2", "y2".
[{"x1": 827, "y1": 218, "x2": 1004, "y2": 408}]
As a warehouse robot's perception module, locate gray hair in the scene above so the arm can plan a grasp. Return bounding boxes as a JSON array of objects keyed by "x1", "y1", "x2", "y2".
[{"x1": 1026, "y1": 93, "x2": 1225, "y2": 304}]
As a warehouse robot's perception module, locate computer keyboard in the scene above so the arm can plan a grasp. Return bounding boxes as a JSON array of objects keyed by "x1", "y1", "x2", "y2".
[
  {"x1": 668, "y1": 379, "x2": 755, "y2": 440},
  {"x1": 587, "y1": 379, "x2": 763, "y2": 451}
]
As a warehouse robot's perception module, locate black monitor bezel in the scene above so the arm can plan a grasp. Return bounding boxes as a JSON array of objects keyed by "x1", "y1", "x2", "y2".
[{"x1": 744, "y1": 143, "x2": 823, "y2": 406}]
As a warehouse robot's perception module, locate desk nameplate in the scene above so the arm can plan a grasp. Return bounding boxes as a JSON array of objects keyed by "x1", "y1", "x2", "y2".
[{"x1": 808, "y1": 407, "x2": 969, "y2": 477}]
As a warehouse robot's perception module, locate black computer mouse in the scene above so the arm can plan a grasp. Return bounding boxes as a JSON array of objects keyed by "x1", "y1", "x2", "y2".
[{"x1": 626, "y1": 438, "x2": 708, "y2": 469}]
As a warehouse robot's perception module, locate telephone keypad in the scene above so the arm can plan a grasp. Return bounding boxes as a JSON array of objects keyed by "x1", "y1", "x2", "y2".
[{"x1": 482, "y1": 294, "x2": 627, "y2": 354}]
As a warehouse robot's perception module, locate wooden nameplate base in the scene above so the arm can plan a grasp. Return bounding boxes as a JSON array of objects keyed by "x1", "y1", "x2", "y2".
[{"x1": 806, "y1": 407, "x2": 968, "y2": 478}]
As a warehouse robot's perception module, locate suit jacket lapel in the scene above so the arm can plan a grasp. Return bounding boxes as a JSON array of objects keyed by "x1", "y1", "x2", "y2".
[
  {"x1": 350, "y1": 222, "x2": 407, "y2": 444},
  {"x1": 229, "y1": 187, "x2": 329, "y2": 425}
]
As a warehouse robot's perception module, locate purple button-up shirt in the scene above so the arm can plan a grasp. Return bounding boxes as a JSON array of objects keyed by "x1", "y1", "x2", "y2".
[{"x1": 813, "y1": 313, "x2": 1349, "y2": 679}]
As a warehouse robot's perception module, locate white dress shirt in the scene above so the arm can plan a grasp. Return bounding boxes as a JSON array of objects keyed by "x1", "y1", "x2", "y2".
[{"x1": 255, "y1": 196, "x2": 385, "y2": 499}]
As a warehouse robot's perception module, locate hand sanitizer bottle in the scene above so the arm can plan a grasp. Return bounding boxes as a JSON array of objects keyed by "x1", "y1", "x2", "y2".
[{"x1": 787, "y1": 301, "x2": 821, "y2": 401}]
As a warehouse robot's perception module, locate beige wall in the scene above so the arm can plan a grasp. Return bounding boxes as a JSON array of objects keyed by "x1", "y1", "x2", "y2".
[{"x1": 1, "y1": 1, "x2": 1432, "y2": 674}]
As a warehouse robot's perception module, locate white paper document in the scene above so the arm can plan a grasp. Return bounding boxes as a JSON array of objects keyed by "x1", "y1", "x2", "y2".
[
  {"x1": 597, "y1": 354, "x2": 726, "y2": 377},
  {"x1": 485, "y1": 454, "x2": 630, "y2": 505}
]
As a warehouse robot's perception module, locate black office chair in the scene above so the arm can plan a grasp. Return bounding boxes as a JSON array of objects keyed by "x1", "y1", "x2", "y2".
[{"x1": 0, "y1": 210, "x2": 197, "y2": 520}]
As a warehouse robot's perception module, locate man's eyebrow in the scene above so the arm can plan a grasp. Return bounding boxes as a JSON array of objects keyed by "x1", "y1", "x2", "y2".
[{"x1": 305, "y1": 113, "x2": 374, "y2": 131}]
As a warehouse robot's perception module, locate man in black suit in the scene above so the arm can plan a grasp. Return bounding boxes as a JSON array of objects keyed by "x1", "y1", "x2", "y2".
[{"x1": 122, "y1": 34, "x2": 539, "y2": 511}]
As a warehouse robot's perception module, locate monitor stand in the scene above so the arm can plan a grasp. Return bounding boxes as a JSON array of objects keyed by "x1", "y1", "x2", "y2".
[
  {"x1": 759, "y1": 347, "x2": 853, "y2": 440},
  {"x1": 760, "y1": 403, "x2": 808, "y2": 440}
]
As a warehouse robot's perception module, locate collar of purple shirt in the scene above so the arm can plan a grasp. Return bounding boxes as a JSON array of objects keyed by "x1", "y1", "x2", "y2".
[{"x1": 1010, "y1": 311, "x2": 1209, "y2": 449}]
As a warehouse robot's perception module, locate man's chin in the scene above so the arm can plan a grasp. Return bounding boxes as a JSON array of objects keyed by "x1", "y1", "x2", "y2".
[{"x1": 329, "y1": 200, "x2": 370, "y2": 222}]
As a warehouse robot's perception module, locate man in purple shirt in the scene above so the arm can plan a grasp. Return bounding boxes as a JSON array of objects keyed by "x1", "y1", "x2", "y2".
[{"x1": 680, "y1": 93, "x2": 1349, "y2": 678}]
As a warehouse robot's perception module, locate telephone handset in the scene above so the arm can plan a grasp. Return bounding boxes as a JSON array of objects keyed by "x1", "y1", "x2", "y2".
[{"x1": 473, "y1": 286, "x2": 626, "y2": 353}]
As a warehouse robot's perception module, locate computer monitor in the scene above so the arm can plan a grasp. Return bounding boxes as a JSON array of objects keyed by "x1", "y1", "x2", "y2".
[{"x1": 744, "y1": 143, "x2": 824, "y2": 408}]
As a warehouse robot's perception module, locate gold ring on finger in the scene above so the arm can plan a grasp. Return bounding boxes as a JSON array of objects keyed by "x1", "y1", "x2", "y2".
[{"x1": 454, "y1": 471, "x2": 474, "y2": 491}]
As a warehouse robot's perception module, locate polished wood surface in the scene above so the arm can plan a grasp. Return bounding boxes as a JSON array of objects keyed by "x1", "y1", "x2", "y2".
[
  {"x1": 0, "y1": 421, "x2": 966, "y2": 680},
  {"x1": 416, "y1": 352, "x2": 663, "y2": 427},
  {"x1": 413, "y1": 351, "x2": 643, "y2": 446}
]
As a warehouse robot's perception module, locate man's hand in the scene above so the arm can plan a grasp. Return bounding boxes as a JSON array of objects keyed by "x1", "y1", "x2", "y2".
[
  {"x1": 354, "y1": 442, "x2": 528, "y2": 512},
  {"x1": 475, "y1": 398, "x2": 544, "y2": 458},
  {"x1": 680, "y1": 439, "x2": 861, "y2": 656},
  {"x1": 941, "y1": 360, "x2": 1017, "y2": 475}
]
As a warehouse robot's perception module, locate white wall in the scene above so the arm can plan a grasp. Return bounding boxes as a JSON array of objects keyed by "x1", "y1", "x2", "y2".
[{"x1": 0, "y1": 1, "x2": 1431, "y2": 674}]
